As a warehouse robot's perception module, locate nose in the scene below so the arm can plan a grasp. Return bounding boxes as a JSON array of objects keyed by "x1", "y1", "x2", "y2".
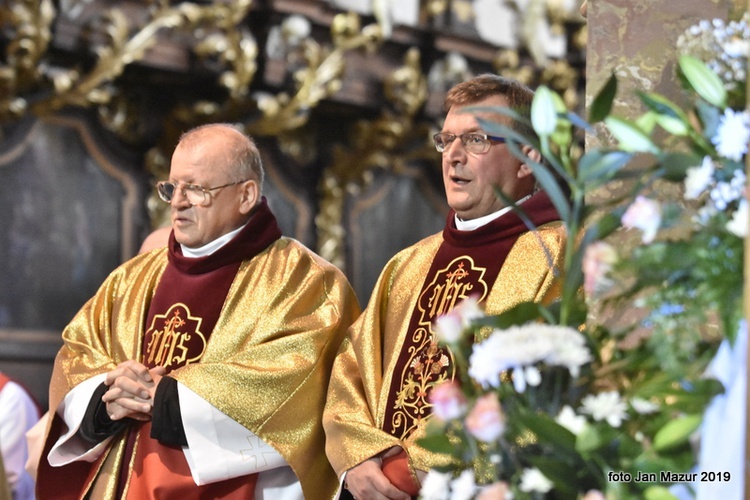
[
  {"x1": 170, "y1": 184, "x2": 192, "y2": 208},
  {"x1": 443, "y1": 137, "x2": 467, "y2": 165}
]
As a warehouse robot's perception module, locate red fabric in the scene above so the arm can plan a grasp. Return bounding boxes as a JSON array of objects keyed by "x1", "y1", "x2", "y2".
[
  {"x1": 37, "y1": 418, "x2": 259, "y2": 500},
  {"x1": 125, "y1": 422, "x2": 257, "y2": 500},
  {"x1": 36, "y1": 415, "x2": 102, "y2": 500},
  {"x1": 381, "y1": 450, "x2": 420, "y2": 496}
]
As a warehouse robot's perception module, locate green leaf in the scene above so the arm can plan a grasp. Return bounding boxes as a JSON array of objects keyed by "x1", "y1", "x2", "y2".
[
  {"x1": 638, "y1": 91, "x2": 691, "y2": 134},
  {"x1": 635, "y1": 111, "x2": 659, "y2": 135},
  {"x1": 531, "y1": 85, "x2": 559, "y2": 137},
  {"x1": 652, "y1": 414, "x2": 702, "y2": 451},
  {"x1": 695, "y1": 99, "x2": 722, "y2": 139},
  {"x1": 604, "y1": 116, "x2": 661, "y2": 154},
  {"x1": 526, "y1": 456, "x2": 579, "y2": 496},
  {"x1": 578, "y1": 150, "x2": 634, "y2": 185},
  {"x1": 521, "y1": 411, "x2": 577, "y2": 451},
  {"x1": 589, "y1": 73, "x2": 618, "y2": 123},
  {"x1": 653, "y1": 113, "x2": 690, "y2": 136},
  {"x1": 585, "y1": 211, "x2": 624, "y2": 241},
  {"x1": 549, "y1": 90, "x2": 573, "y2": 147},
  {"x1": 502, "y1": 140, "x2": 572, "y2": 223},
  {"x1": 416, "y1": 432, "x2": 456, "y2": 455},
  {"x1": 523, "y1": 158, "x2": 572, "y2": 222},
  {"x1": 679, "y1": 54, "x2": 727, "y2": 108},
  {"x1": 576, "y1": 424, "x2": 603, "y2": 453},
  {"x1": 475, "y1": 302, "x2": 548, "y2": 329},
  {"x1": 564, "y1": 110, "x2": 594, "y2": 133},
  {"x1": 654, "y1": 152, "x2": 703, "y2": 182}
]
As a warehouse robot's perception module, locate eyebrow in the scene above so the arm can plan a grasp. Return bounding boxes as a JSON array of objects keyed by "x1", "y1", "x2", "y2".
[{"x1": 441, "y1": 128, "x2": 483, "y2": 134}]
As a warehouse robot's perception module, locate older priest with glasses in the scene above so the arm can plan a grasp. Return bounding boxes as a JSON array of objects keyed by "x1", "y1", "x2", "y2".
[
  {"x1": 35, "y1": 123, "x2": 360, "y2": 499},
  {"x1": 323, "y1": 74, "x2": 568, "y2": 499}
]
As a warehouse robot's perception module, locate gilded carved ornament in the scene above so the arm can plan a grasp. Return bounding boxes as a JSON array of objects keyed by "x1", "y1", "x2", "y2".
[
  {"x1": 150, "y1": 11, "x2": 385, "y2": 226},
  {"x1": 316, "y1": 47, "x2": 436, "y2": 268},
  {"x1": 1, "y1": 0, "x2": 585, "y2": 268}
]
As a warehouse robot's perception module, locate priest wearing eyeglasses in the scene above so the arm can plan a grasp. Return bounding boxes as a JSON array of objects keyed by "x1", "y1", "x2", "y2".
[
  {"x1": 323, "y1": 74, "x2": 567, "y2": 499},
  {"x1": 35, "y1": 123, "x2": 361, "y2": 499}
]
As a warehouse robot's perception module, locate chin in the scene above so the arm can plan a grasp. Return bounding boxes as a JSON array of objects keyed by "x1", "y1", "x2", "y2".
[{"x1": 173, "y1": 232, "x2": 193, "y2": 247}]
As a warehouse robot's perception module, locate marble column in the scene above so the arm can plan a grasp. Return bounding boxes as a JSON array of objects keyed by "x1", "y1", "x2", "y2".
[{"x1": 585, "y1": 1, "x2": 747, "y2": 498}]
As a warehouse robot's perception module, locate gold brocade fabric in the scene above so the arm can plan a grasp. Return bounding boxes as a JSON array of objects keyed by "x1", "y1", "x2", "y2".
[
  {"x1": 323, "y1": 222, "x2": 566, "y2": 476},
  {"x1": 45, "y1": 237, "x2": 361, "y2": 499}
]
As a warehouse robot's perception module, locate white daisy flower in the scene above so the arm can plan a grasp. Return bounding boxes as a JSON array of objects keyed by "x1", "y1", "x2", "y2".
[
  {"x1": 727, "y1": 198, "x2": 748, "y2": 237},
  {"x1": 420, "y1": 470, "x2": 452, "y2": 500},
  {"x1": 547, "y1": 337, "x2": 592, "y2": 378},
  {"x1": 449, "y1": 469, "x2": 477, "y2": 500},
  {"x1": 556, "y1": 405, "x2": 588, "y2": 435},
  {"x1": 684, "y1": 156, "x2": 715, "y2": 199},
  {"x1": 712, "y1": 108, "x2": 750, "y2": 162},
  {"x1": 630, "y1": 397, "x2": 659, "y2": 414},
  {"x1": 581, "y1": 391, "x2": 629, "y2": 427},
  {"x1": 519, "y1": 467, "x2": 553, "y2": 494},
  {"x1": 469, "y1": 324, "x2": 592, "y2": 389}
]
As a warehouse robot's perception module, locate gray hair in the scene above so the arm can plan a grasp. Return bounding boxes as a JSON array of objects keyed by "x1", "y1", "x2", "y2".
[{"x1": 178, "y1": 123, "x2": 265, "y2": 189}]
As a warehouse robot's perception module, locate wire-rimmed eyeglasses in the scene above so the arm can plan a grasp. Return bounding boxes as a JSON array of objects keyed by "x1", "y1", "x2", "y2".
[
  {"x1": 432, "y1": 132, "x2": 506, "y2": 154},
  {"x1": 156, "y1": 180, "x2": 248, "y2": 207}
]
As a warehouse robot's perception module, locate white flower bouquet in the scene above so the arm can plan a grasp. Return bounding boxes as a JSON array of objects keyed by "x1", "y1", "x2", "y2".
[{"x1": 417, "y1": 13, "x2": 748, "y2": 500}]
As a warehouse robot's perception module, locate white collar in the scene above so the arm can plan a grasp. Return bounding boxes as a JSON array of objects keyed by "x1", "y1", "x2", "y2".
[
  {"x1": 454, "y1": 194, "x2": 533, "y2": 231},
  {"x1": 180, "y1": 223, "x2": 246, "y2": 258}
]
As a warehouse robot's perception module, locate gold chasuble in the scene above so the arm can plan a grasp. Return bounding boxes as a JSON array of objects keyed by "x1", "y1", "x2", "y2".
[
  {"x1": 324, "y1": 191, "x2": 566, "y2": 478},
  {"x1": 38, "y1": 200, "x2": 360, "y2": 500}
]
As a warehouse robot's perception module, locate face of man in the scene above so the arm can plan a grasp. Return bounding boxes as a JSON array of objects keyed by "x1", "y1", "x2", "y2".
[
  {"x1": 168, "y1": 137, "x2": 257, "y2": 248},
  {"x1": 440, "y1": 94, "x2": 536, "y2": 221}
]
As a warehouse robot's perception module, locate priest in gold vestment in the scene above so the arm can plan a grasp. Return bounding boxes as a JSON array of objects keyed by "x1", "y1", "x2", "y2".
[
  {"x1": 323, "y1": 75, "x2": 567, "y2": 499},
  {"x1": 35, "y1": 124, "x2": 360, "y2": 499}
]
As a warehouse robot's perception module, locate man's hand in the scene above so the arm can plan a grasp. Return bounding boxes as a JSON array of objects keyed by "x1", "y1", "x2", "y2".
[
  {"x1": 102, "y1": 361, "x2": 166, "y2": 421},
  {"x1": 345, "y1": 448, "x2": 412, "y2": 500}
]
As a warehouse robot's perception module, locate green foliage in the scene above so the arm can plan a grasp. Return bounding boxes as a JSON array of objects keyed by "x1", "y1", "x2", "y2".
[
  {"x1": 417, "y1": 17, "x2": 746, "y2": 499},
  {"x1": 589, "y1": 73, "x2": 618, "y2": 124},
  {"x1": 679, "y1": 55, "x2": 727, "y2": 108}
]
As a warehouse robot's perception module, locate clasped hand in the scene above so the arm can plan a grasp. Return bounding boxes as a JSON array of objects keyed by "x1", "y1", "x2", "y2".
[
  {"x1": 344, "y1": 447, "x2": 413, "y2": 500},
  {"x1": 102, "y1": 360, "x2": 166, "y2": 422}
]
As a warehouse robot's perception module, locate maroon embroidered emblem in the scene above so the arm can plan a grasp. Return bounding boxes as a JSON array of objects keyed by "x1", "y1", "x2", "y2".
[
  {"x1": 384, "y1": 256, "x2": 489, "y2": 439},
  {"x1": 143, "y1": 303, "x2": 207, "y2": 369}
]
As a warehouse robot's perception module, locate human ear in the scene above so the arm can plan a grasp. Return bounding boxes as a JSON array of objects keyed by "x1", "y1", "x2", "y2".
[
  {"x1": 239, "y1": 180, "x2": 260, "y2": 214},
  {"x1": 518, "y1": 146, "x2": 541, "y2": 179}
]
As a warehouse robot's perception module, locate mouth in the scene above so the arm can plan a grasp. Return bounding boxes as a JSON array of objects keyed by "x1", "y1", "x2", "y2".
[
  {"x1": 450, "y1": 174, "x2": 470, "y2": 185},
  {"x1": 172, "y1": 214, "x2": 192, "y2": 226}
]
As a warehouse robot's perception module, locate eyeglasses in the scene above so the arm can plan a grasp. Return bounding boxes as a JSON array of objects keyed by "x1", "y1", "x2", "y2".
[
  {"x1": 432, "y1": 132, "x2": 506, "y2": 154},
  {"x1": 156, "y1": 180, "x2": 248, "y2": 206}
]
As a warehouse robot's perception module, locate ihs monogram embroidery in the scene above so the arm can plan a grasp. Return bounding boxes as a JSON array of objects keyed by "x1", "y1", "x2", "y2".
[
  {"x1": 387, "y1": 256, "x2": 488, "y2": 439},
  {"x1": 144, "y1": 303, "x2": 207, "y2": 369}
]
